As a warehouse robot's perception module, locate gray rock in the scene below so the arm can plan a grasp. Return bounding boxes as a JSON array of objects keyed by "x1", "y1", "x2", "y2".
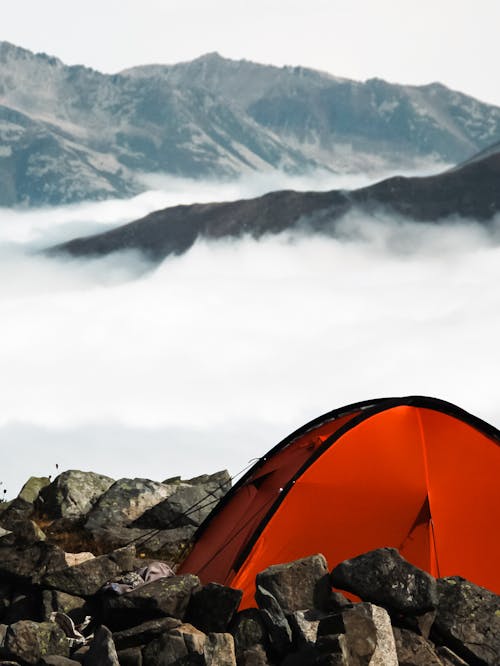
[
  {"x1": 436, "y1": 646, "x2": 470, "y2": 665},
  {"x1": 112, "y1": 617, "x2": 181, "y2": 650},
  {"x1": 186, "y1": 582, "x2": 243, "y2": 633},
  {"x1": 0, "y1": 499, "x2": 34, "y2": 531},
  {"x1": 105, "y1": 574, "x2": 201, "y2": 629},
  {"x1": 0, "y1": 520, "x2": 46, "y2": 546},
  {"x1": 39, "y1": 657, "x2": 81, "y2": 665},
  {"x1": 229, "y1": 608, "x2": 269, "y2": 658},
  {"x1": 134, "y1": 470, "x2": 231, "y2": 530},
  {"x1": 41, "y1": 590, "x2": 88, "y2": 624},
  {"x1": 89, "y1": 524, "x2": 195, "y2": 562},
  {"x1": 83, "y1": 625, "x2": 119, "y2": 666},
  {"x1": 116, "y1": 647, "x2": 143, "y2": 666},
  {"x1": 255, "y1": 585, "x2": 292, "y2": 659},
  {"x1": 317, "y1": 603, "x2": 398, "y2": 665},
  {"x1": 256, "y1": 553, "x2": 331, "y2": 613},
  {"x1": 393, "y1": 627, "x2": 443, "y2": 665},
  {"x1": 142, "y1": 632, "x2": 189, "y2": 665},
  {"x1": 434, "y1": 576, "x2": 500, "y2": 665},
  {"x1": 203, "y1": 632, "x2": 236, "y2": 665},
  {"x1": 237, "y1": 644, "x2": 271, "y2": 665},
  {"x1": 18, "y1": 477, "x2": 51, "y2": 504},
  {"x1": 42, "y1": 545, "x2": 135, "y2": 596},
  {"x1": 85, "y1": 478, "x2": 175, "y2": 531},
  {"x1": 4, "y1": 620, "x2": 70, "y2": 664},
  {"x1": 0, "y1": 541, "x2": 66, "y2": 584},
  {"x1": 288, "y1": 609, "x2": 326, "y2": 648},
  {"x1": 331, "y1": 548, "x2": 438, "y2": 615},
  {"x1": 39, "y1": 471, "x2": 114, "y2": 519}
]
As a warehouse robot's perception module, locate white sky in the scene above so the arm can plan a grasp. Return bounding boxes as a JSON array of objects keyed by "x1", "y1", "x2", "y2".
[{"x1": 2, "y1": 0, "x2": 500, "y2": 106}]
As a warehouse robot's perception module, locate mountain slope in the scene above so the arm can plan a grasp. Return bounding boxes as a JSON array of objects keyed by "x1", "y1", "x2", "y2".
[
  {"x1": 50, "y1": 148, "x2": 500, "y2": 262},
  {"x1": 3, "y1": 42, "x2": 500, "y2": 205}
]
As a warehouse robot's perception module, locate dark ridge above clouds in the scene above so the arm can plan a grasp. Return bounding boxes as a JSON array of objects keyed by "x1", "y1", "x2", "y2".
[
  {"x1": 2, "y1": 41, "x2": 500, "y2": 205},
  {"x1": 49, "y1": 148, "x2": 500, "y2": 263}
]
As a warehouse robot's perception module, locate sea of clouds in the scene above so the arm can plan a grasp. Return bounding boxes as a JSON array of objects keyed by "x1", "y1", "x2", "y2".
[{"x1": 1, "y1": 167, "x2": 499, "y2": 496}]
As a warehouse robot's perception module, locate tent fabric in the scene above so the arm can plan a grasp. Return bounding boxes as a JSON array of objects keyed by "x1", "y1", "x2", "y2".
[{"x1": 178, "y1": 396, "x2": 500, "y2": 607}]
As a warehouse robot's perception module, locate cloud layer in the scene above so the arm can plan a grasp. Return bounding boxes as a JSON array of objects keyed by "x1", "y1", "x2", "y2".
[{"x1": 1, "y1": 171, "x2": 498, "y2": 495}]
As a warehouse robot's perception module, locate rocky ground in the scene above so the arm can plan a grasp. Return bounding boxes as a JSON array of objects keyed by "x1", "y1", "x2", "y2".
[{"x1": 0, "y1": 471, "x2": 498, "y2": 665}]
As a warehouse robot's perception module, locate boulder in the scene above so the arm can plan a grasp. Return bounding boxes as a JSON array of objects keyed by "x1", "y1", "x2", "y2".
[
  {"x1": 82, "y1": 625, "x2": 119, "y2": 665},
  {"x1": 38, "y1": 471, "x2": 114, "y2": 520},
  {"x1": 85, "y1": 478, "x2": 175, "y2": 532},
  {"x1": 42, "y1": 545, "x2": 135, "y2": 596},
  {"x1": 104, "y1": 574, "x2": 201, "y2": 629},
  {"x1": 0, "y1": 499, "x2": 34, "y2": 531},
  {"x1": 203, "y1": 632, "x2": 236, "y2": 665},
  {"x1": 237, "y1": 644, "x2": 271, "y2": 665},
  {"x1": 186, "y1": 583, "x2": 243, "y2": 633},
  {"x1": 142, "y1": 632, "x2": 189, "y2": 665},
  {"x1": 0, "y1": 520, "x2": 46, "y2": 546},
  {"x1": 0, "y1": 541, "x2": 66, "y2": 584},
  {"x1": 331, "y1": 548, "x2": 439, "y2": 615},
  {"x1": 115, "y1": 647, "x2": 143, "y2": 666},
  {"x1": 436, "y1": 646, "x2": 470, "y2": 665},
  {"x1": 18, "y1": 477, "x2": 51, "y2": 504},
  {"x1": 229, "y1": 608, "x2": 269, "y2": 658},
  {"x1": 39, "y1": 658, "x2": 81, "y2": 665},
  {"x1": 255, "y1": 584, "x2": 292, "y2": 659},
  {"x1": 112, "y1": 617, "x2": 181, "y2": 650},
  {"x1": 393, "y1": 627, "x2": 444, "y2": 665},
  {"x1": 4, "y1": 620, "x2": 70, "y2": 664},
  {"x1": 42, "y1": 590, "x2": 88, "y2": 624},
  {"x1": 288, "y1": 609, "x2": 326, "y2": 648},
  {"x1": 256, "y1": 553, "x2": 331, "y2": 613},
  {"x1": 434, "y1": 576, "x2": 500, "y2": 665},
  {"x1": 317, "y1": 603, "x2": 398, "y2": 665},
  {"x1": 89, "y1": 524, "x2": 195, "y2": 562},
  {"x1": 2, "y1": 585, "x2": 42, "y2": 623}
]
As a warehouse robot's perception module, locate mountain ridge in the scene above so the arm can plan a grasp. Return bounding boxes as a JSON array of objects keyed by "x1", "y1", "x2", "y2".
[
  {"x1": 2, "y1": 41, "x2": 500, "y2": 205},
  {"x1": 49, "y1": 147, "x2": 500, "y2": 263}
]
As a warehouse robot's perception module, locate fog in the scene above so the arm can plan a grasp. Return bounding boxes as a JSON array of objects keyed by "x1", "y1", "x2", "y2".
[{"x1": 1, "y1": 170, "x2": 499, "y2": 496}]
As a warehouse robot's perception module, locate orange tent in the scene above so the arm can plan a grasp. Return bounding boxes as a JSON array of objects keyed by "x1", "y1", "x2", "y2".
[{"x1": 178, "y1": 396, "x2": 500, "y2": 607}]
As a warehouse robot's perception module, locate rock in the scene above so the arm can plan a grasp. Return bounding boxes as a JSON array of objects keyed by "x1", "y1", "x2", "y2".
[
  {"x1": 63, "y1": 552, "x2": 95, "y2": 567},
  {"x1": 39, "y1": 658, "x2": 81, "y2": 665},
  {"x1": 434, "y1": 576, "x2": 500, "y2": 665},
  {"x1": 185, "y1": 470, "x2": 231, "y2": 495},
  {"x1": 436, "y1": 646, "x2": 470, "y2": 665},
  {"x1": 38, "y1": 471, "x2": 114, "y2": 520},
  {"x1": 142, "y1": 632, "x2": 189, "y2": 665},
  {"x1": 4, "y1": 620, "x2": 70, "y2": 664},
  {"x1": 116, "y1": 647, "x2": 143, "y2": 666},
  {"x1": 82, "y1": 625, "x2": 119, "y2": 665},
  {"x1": 0, "y1": 520, "x2": 46, "y2": 546},
  {"x1": 237, "y1": 644, "x2": 271, "y2": 665},
  {"x1": 203, "y1": 632, "x2": 236, "y2": 665},
  {"x1": 288, "y1": 609, "x2": 326, "y2": 648},
  {"x1": 186, "y1": 582, "x2": 243, "y2": 633},
  {"x1": 90, "y1": 524, "x2": 195, "y2": 562},
  {"x1": 112, "y1": 617, "x2": 181, "y2": 650},
  {"x1": 18, "y1": 477, "x2": 51, "y2": 504},
  {"x1": 317, "y1": 603, "x2": 398, "y2": 665},
  {"x1": 85, "y1": 478, "x2": 175, "y2": 532},
  {"x1": 255, "y1": 584, "x2": 292, "y2": 659},
  {"x1": 134, "y1": 470, "x2": 231, "y2": 530},
  {"x1": 229, "y1": 608, "x2": 269, "y2": 658},
  {"x1": 256, "y1": 553, "x2": 331, "y2": 613},
  {"x1": 104, "y1": 574, "x2": 201, "y2": 629},
  {"x1": 2, "y1": 585, "x2": 42, "y2": 623},
  {"x1": 41, "y1": 590, "x2": 88, "y2": 624},
  {"x1": 0, "y1": 499, "x2": 34, "y2": 531},
  {"x1": 393, "y1": 627, "x2": 444, "y2": 665},
  {"x1": 331, "y1": 548, "x2": 439, "y2": 615},
  {"x1": 0, "y1": 541, "x2": 66, "y2": 584},
  {"x1": 42, "y1": 545, "x2": 135, "y2": 596}
]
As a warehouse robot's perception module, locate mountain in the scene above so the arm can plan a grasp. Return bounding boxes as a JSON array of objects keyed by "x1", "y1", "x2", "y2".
[
  {"x1": 3, "y1": 42, "x2": 500, "y2": 205},
  {"x1": 49, "y1": 148, "x2": 500, "y2": 262}
]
